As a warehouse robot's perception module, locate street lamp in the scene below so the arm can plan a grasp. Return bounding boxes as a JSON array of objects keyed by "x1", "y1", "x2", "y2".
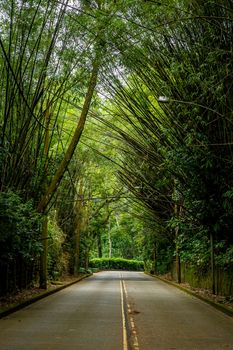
[
  {"x1": 158, "y1": 96, "x2": 223, "y2": 118},
  {"x1": 158, "y1": 96, "x2": 170, "y2": 103}
]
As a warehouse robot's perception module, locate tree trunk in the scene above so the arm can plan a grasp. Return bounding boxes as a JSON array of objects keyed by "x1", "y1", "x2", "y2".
[
  {"x1": 175, "y1": 226, "x2": 181, "y2": 284},
  {"x1": 38, "y1": 50, "x2": 101, "y2": 285},
  {"x1": 40, "y1": 216, "x2": 48, "y2": 289},
  {"x1": 74, "y1": 180, "x2": 84, "y2": 276},
  {"x1": 174, "y1": 203, "x2": 181, "y2": 284},
  {"x1": 85, "y1": 250, "x2": 89, "y2": 271},
  {"x1": 153, "y1": 240, "x2": 157, "y2": 275},
  {"x1": 37, "y1": 52, "x2": 101, "y2": 214},
  {"x1": 108, "y1": 218, "x2": 112, "y2": 258},
  {"x1": 97, "y1": 232, "x2": 102, "y2": 258},
  {"x1": 210, "y1": 232, "x2": 216, "y2": 294},
  {"x1": 39, "y1": 107, "x2": 50, "y2": 289}
]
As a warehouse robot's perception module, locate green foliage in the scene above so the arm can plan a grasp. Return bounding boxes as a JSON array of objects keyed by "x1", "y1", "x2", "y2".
[
  {"x1": 215, "y1": 244, "x2": 233, "y2": 268},
  {"x1": 0, "y1": 190, "x2": 41, "y2": 261},
  {"x1": 47, "y1": 218, "x2": 70, "y2": 280},
  {"x1": 156, "y1": 246, "x2": 174, "y2": 275},
  {"x1": 89, "y1": 258, "x2": 144, "y2": 271},
  {"x1": 179, "y1": 233, "x2": 210, "y2": 269},
  {"x1": 1, "y1": 0, "x2": 233, "y2": 296},
  {"x1": 101, "y1": 0, "x2": 233, "y2": 282}
]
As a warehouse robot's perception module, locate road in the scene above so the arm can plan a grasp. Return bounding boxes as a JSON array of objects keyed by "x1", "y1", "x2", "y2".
[{"x1": 0, "y1": 271, "x2": 233, "y2": 350}]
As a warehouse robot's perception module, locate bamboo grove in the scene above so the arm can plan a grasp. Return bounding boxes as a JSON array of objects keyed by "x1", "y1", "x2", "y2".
[{"x1": 0, "y1": 0, "x2": 233, "y2": 297}]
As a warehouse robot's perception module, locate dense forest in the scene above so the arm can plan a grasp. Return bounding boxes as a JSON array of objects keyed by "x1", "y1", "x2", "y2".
[{"x1": 0, "y1": 0, "x2": 233, "y2": 298}]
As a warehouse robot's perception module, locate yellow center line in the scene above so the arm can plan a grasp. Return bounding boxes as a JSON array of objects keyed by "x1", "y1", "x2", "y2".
[
  {"x1": 120, "y1": 273, "x2": 140, "y2": 350},
  {"x1": 120, "y1": 276, "x2": 128, "y2": 350}
]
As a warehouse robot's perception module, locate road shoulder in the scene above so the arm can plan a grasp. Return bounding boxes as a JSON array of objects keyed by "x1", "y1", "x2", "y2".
[
  {"x1": 0, "y1": 273, "x2": 91, "y2": 319},
  {"x1": 147, "y1": 273, "x2": 233, "y2": 317}
]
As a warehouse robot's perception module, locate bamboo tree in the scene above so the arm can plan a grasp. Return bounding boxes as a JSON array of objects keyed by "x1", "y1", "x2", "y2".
[
  {"x1": 37, "y1": 49, "x2": 102, "y2": 213},
  {"x1": 100, "y1": 0, "x2": 233, "y2": 289},
  {"x1": 74, "y1": 178, "x2": 84, "y2": 276},
  {"x1": 39, "y1": 107, "x2": 50, "y2": 289}
]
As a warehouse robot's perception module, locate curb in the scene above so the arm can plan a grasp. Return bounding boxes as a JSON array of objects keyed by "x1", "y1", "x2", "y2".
[
  {"x1": 0, "y1": 273, "x2": 91, "y2": 319},
  {"x1": 147, "y1": 273, "x2": 233, "y2": 317}
]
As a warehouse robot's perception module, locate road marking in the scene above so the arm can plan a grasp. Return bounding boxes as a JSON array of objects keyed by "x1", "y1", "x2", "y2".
[
  {"x1": 120, "y1": 279, "x2": 128, "y2": 350},
  {"x1": 121, "y1": 274, "x2": 140, "y2": 350}
]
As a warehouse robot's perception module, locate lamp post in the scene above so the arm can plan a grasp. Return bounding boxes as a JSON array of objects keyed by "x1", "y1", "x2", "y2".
[{"x1": 158, "y1": 95, "x2": 216, "y2": 294}]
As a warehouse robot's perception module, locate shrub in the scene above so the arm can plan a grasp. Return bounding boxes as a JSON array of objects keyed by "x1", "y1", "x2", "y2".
[
  {"x1": 47, "y1": 219, "x2": 70, "y2": 279},
  {"x1": 89, "y1": 257, "x2": 144, "y2": 271},
  {"x1": 0, "y1": 190, "x2": 41, "y2": 261},
  {"x1": 0, "y1": 190, "x2": 41, "y2": 294}
]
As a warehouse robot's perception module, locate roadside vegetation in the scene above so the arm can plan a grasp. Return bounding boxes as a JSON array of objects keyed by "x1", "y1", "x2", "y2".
[
  {"x1": 89, "y1": 258, "x2": 144, "y2": 271},
  {"x1": 0, "y1": 0, "x2": 233, "y2": 301}
]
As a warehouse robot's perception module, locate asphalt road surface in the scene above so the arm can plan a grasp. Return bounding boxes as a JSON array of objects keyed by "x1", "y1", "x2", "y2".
[{"x1": 0, "y1": 271, "x2": 233, "y2": 350}]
